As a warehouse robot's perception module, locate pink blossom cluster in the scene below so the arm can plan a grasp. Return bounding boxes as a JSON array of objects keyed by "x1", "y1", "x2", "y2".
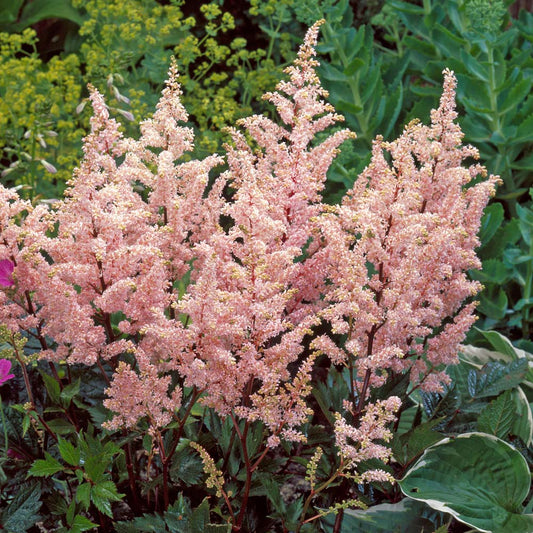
[
  {"x1": 314, "y1": 71, "x2": 500, "y2": 399},
  {"x1": 0, "y1": 22, "x2": 498, "y2": 457}
]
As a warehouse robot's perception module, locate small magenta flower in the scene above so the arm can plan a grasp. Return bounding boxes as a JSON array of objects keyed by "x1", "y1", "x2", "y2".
[
  {"x1": 0, "y1": 260, "x2": 14, "y2": 287},
  {"x1": 0, "y1": 359, "x2": 14, "y2": 385}
]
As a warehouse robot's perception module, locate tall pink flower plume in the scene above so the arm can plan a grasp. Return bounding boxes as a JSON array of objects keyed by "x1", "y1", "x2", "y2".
[
  {"x1": 176, "y1": 20, "x2": 354, "y2": 442},
  {"x1": 318, "y1": 69, "x2": 500, "y2": 398},
  {"x1": 0, "y1": 20, "x2": 498, "y2": 463}
]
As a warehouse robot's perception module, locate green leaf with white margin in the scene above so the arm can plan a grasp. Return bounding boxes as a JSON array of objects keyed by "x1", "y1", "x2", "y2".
[
  {"x1": 511, "y1": 387, "x2": 533, "y2": 446},
  {"x1": 399, "y1": 433, "x2": 533, "y2": 533},
  {"x1": 321, "y1": 498, "x2": 438, "y2": 532}
]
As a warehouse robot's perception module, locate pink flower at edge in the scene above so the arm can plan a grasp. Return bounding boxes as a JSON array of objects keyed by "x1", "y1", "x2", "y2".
[
  {"x1": 0, "y1": 359, "x2": 15, "y2": 385},
  {"x1": 0, "y1": 260, "x2": 14, "y2": 287}
]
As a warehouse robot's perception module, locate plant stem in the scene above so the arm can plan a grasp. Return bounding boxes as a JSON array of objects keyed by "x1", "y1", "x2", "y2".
[
  {"x1": 230, "y1": 413, "x2": 252, "y2": 532},
  {"x1": 0, "y1": 395, "x2": 8, "y2": 457},
  {"x1": 123, "y1": 435, "x2": 141, "y2": 514}
]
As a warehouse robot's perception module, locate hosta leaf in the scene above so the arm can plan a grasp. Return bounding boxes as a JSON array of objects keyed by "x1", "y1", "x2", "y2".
[
  {"x1": 399, "y1": 433, "x2": 533, "y2": 533},
  {"x1": 511, "y1": 387, "x2": 533, "y2": 446},
  {"x1": 321, "y1": 499, "x2": 437, "y2": 532}
]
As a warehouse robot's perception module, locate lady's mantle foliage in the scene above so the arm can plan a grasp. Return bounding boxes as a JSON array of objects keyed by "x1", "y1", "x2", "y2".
[{"x1": 0, "y1": 21, "x2": 498, "y2": 462}]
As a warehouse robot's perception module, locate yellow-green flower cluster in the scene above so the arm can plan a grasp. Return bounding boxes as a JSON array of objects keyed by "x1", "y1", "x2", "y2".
[
  {"x1": 1, "y1": 0, "x2": 307, "y2": 198},
  {"x1": 0, "y1": 29, "x2": 84, "y2": 196}
]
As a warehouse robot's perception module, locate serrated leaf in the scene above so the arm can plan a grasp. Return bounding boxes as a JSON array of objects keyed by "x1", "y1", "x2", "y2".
[
  {"x1": 1, "y1": 483, "x2": 42, "y2": 533},
  {"x1": 478, "y1": 289, "x2": 508, "y2": 319},
  {"x1": 516, "y1": 203, "x2": 533, "y2": 246},
  {"x1": 498, "y1": 78, "x2": 532, "y2": 114},
  {"x1": 91, "y1": 480, "x2": 123, "y2": 518},
  {"x1": 76, "y1": 483, "x2": 92, "y2": 509},
  {"x1": 258, "y1": 473, "x2": 286, "y2": 514},
  {"x1": 70, "y1": 514, "x2": 98, "y2": 532},
  {"x1": 471, "y1": 359, "x2": 529, "y2": 399},
  {"x1": 60, "y1": 379, "x2": 81, "y2": 407},
  {"x1": 514, "y1": 115, "x2": 533, "y2": 144},
  {"x1": 471, "y1": 258, "x2": 508, "y2": 283},
  {"x1": 28, "y1": 452, "x2": 64, "y2": 477},
  {"x1": 40, "y1": 371, "x2": 61, "y2": 404},
  {"x1": 477, "y1": 390, "x2": 515, "y2": 438},
  {"x1": 190, "y1": 498, "x2": 210, "y2": 532},
  {"x1": 58, "y1": 438, "x2": 80, "y2": 466},
  {"x1": 46, "y1": 418, "x2": 77, "y2": 435}
]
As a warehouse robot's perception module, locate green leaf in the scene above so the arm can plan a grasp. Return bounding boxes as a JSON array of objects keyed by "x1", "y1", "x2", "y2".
[
  {"x1": 335, "y1": 99, "x2": 363, "y2": 115},
  {"x1": 84, "y1": 454, "x2": 108, "y2": 484},
  {"x1": 0, "y1": 0, "x2": 24, "y2": 26},
  {"x1": 499, "y1": 78, "x2": 533, "y2": 115},
  {"x1": 258, "y1": 473, "x2": 286, "y2": 514},
  {"x1": 170, "y1": 450, "x2": 204, "y2": 487},
  {"x1": 476, "y1": 329, "x2": 520, "y2": 359},
  {"x1": 58, "y1": 438, "x2": 81, "y2": 467},
  {"x1": 46, "y1": 418, "x2": 77, "y2": 435},
  {"x1": 18, "y1": 0, "x2": 85, "y2": 27},
  {"x1": 69, "y1": 514, "x2": 98, "y2": 532},
  {"x1": 459, "y1": 50, "x2": 488, "y2": 82},
  {"x1": 393, "y1": 420, "x2": 443, "y2": 466},
  {"x1": 76, "y1": 483, "x2": 92, "y2": 509},
  {"x1": 477, "y1": 390, "x2": 515, "y2": 438},
  {"x1": 514, "y1": 115, "x2": 533, "y2": 144},
  {"x1": 91, "y1": 481, "x2": 123, "y2": 518},
  {"x1": 468, "y1": 359, "x2": 529, "y2": 398},
  {"x1": 190, "y1": 498, "x2": 210, "y2": 532},
  {"x1": 511, "y1": 387, "x2": 533, "y2": 446},
  {"x1": 479, "y1": 203, "x2": 504, "y2": 245},
  {"x1": 312, "y1": 387, "x2": 336, "y2": 426},
  {"x1": 60, "y1": 379, "x2": 81, "y2": 407},
  {"x1": 478, "y1": 289, "x2": 508, "y2": 319},
  {"x1": 344, "y1": 57, "x2": 365, "y2": 76},
  {"x1": 40, "y1": 371, "x2": 61, "y2": 404},
  {"x1": 516, "y1": 203, "x2": 533, "y2": 246},
  {"x1": 471, "y1": 258, "x2": 508, "y2": 284},
  {"x1": 1, "y1": 483, "x2": 42, "y2": 533},
  {"x1": 319, "y1": 62, "x2": 347, "y2": 82},
  {"x1": 321, "y1": 499, "x2": 437, "y2": 532},
  {"x1": 28, "y1": 452, "x2": 64, "y2": 477},
  {"x1": 399, "y1": 433, "x2": 533, "y2": 533},
  {"x1": 459, "y1": 345, "x2": 515, "y2": 367}
]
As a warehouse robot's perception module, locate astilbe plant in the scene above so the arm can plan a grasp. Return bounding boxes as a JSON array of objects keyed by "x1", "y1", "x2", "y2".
[{"x1": 0, "y1": 20, "x2": 499, "y2": 530}]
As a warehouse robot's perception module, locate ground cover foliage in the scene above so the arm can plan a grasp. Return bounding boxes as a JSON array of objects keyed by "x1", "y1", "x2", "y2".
[{"x1": 0, "y1": 1, "x2": 532, "y2": 532}]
